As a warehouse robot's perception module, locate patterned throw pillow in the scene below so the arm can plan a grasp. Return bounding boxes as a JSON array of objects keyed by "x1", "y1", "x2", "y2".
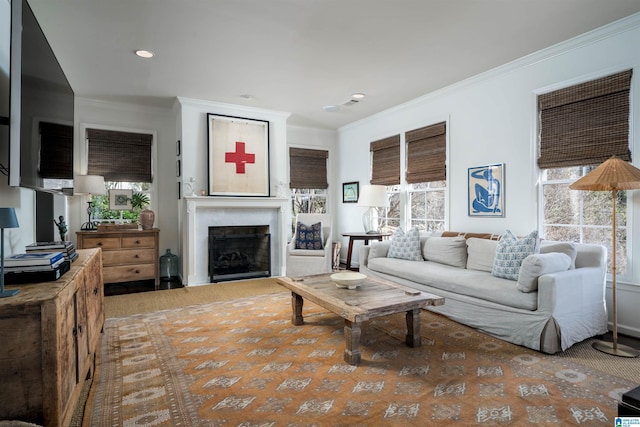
[
  {"x1": 492, "y1": 230, "x2": 539, "y2": 280},
  {"x1": 295, "y1": 222, "x2": 324, "y2": 250},
  {"x1": 387, "y1": 227, "x2": 423, "y2": 261}
]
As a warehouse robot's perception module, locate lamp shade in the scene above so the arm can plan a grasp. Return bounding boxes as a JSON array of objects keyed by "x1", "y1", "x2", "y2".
[
  {"x1": 74, "y1": 175, "x2": 106, "y2": 195},
  {"x1": 0, "y1": 208, "x2": 19, "y2": 229},
  {"x1": 358, "y1": 185, "x2": 388, "y2": 207},
  {"x1": 569, "y1": 156, "x2": 640, "y2": 191}
]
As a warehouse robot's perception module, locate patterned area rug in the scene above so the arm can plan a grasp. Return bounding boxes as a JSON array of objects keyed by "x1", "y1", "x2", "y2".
[{"x1": 84, "y1": 292, "x2": 634, "y2": 426}]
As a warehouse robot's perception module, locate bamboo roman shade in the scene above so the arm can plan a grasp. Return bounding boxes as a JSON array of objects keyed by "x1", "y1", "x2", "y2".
[
  {"x1": 289, "y1": 147, "x2": 328, "y2": 189},
  {"x1": 87, "y1": 129, "x2": 153, "y2": 182},
  {"x1": 370, "y1": 135, "x2": 400, "y2": 186},
  {"x1": 537, "y1": 69, "x2": 632, "y2": 169},
  {"x1": 39, "y1": 122, "x2": 73, "y2": 179},
  {"x1": 405, "y1": 121, "x2": 446, "y2": 183}
]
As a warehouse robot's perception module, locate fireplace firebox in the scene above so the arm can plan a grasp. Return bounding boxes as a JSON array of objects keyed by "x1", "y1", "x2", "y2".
[{"x1": 208, "y1": 225, "x2": 271, "y2": 282}]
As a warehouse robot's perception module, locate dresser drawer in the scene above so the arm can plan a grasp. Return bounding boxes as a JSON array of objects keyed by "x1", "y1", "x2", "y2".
[
  {"x1": 103, "y1": 249, "x2": 156, "y2": 265},
  {"x1": 79, "y1": 236, "x2": 121, "y2": 250},
  {"x1": 122, "y1": 235, "x2": 156, "y2": 249},
  {"x1": 103, "y1": 264, "x2": 156, "y2": 283}
]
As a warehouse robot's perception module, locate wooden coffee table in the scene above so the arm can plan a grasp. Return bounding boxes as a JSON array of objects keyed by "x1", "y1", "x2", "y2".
[{"x1": 276, "y1": 273, "x2": 444, "y2": 365}]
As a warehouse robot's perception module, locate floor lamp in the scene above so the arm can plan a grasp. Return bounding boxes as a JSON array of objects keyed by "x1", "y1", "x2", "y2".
[
  {"x1": 74, "y1": 175, "x2": 106, "y2": 230},
  {"x1": 569, "y1": 156, "x2": 640, "y2": 358},
  {"x1": 0, "y1": 207, "x2": 20, "y2": 298}
]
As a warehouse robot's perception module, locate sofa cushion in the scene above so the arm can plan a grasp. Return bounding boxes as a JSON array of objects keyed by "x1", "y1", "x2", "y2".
[
  {"x1": 367, "y1": 257, "x2": 537, "y2": 310},
  {"x1": 517, "y1": 253, "x2": 572, "y2": 292},
  {"x1": 423, "y1": 236, "x2": 467, "y2": 268},
  {"x1": 466, "y1": 238, "x2": 498, "y2": 272},
  {"x1": 540, "y1": 241, "x2": 577, "y2": 269},
  {"x1": 295, "y1": 221, "x2": 324, "y2": 250},
  {"x1": 492, "y1": 230, "x2": 539, "y2": 280},
  {"x1": 368, "y1": 241, "x2": 390, "y2": 260},
  {"x1": 387, "y1": 227, "x2": 422, "y2": 261}
]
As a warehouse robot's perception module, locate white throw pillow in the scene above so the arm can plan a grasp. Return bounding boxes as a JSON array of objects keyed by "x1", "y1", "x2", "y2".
[
  {"x1": 423, "y1": 236, "x2": 467, "y2": 268},
  {"x1": 492, "y1": 230, "x2": 539, "y2": 281},
  {"x1": 368, "y1": 241, "x2": 390, "y2": 260},
  {"x1": 387, "y1": 227, "x2": 423, "y2": 261},
  {"x1": 517, "y1": 253, "x2": 572, "y2": 292},
  {"x1": 540, "y1": 242, "x2": 577, "y2": 269},
  {"x1": 466, "y1": 238, "x2": 498, "y2": 272}
]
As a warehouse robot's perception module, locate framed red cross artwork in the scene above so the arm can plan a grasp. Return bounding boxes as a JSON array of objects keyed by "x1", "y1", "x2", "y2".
[{"x1": 207, "y1": 113, "x2": 270, "y2": 196}]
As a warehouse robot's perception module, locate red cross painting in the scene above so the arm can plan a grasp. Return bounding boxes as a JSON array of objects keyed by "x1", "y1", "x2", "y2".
[{"x1": 207, "y1": 114, "x2": 270, "y2": 196}]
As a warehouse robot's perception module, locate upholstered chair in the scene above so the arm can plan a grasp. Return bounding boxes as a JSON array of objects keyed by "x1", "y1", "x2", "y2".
[{"x1": 286, "y1": 213, "x2": 333, "y2": 277}]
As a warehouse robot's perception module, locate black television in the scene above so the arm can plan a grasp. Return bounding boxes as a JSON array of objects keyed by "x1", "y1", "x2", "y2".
[{"x1": 9, "y1": 0, "x2": 74, "y2": 194}]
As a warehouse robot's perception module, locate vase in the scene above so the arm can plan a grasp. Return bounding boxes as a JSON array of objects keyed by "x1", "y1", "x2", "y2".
[{"x1": 139, "y1": 208, "x2": 155, "y2": 230}]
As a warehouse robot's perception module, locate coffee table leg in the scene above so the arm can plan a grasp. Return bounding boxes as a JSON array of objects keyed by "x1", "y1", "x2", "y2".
[
  {"x1": 405, "y1": 309, "x2": 422, "y2": 347},
  {"x1": 344, "y1": 320, "x2": 362, "y2": 365},
  {"x1": 291, "y1": 293, "x2": 304, "y2": 325}
]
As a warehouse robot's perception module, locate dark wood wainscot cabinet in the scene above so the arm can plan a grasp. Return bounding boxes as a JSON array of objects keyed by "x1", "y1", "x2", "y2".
[
  {"x1": 77, "y1": 228, "x2": 160, "y2": 288},
  {"x1": 0, "y1": 248, "x2": 104, "y2": 426}
]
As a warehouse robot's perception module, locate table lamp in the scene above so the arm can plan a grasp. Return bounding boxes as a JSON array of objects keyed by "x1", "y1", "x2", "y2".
[
  {"x1": 358, "y1": 185, "x2": 388, "y2": 233},
  {"x1": 74, "y1": 175, "x2": 106, "y2": 230},
  {"x1": 570, "y1": 156, "x2": 640, "y2": 358},
  {"x1": 0, "y1": 207, "x2": 20, "y2": 298}
]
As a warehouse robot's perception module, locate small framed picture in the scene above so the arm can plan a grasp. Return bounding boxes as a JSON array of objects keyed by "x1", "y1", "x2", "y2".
[
  {"x1": 109, "y1": 189, "x2": 133, "y2": 210},
  {"x1": 342, "y1": 181, "x2": 359, "y2": 203},
  {"x1": 468, "y1": 163, "x2": 504, "y2": 217}
]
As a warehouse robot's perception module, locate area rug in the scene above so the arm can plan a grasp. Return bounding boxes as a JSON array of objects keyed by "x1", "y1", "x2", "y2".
[{"x1": 84, "y1": 292, "x2": 634, "y2": 426}]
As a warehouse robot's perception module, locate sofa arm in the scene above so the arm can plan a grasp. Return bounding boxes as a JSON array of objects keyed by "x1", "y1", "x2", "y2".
[
  {"x1": 359, "y1": 241, "x2": 391, "y2": 269},
  {"x1": 537, "y1": 266, "x2": 607, "y2": 349}
]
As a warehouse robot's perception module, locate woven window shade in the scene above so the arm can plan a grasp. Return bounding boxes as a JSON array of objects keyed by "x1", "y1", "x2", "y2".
[
  {"x1": 370, "y1": 135, "x2": 400, "y2": 186},
  {"x1": 87, "y1": 129, "x2": 153, "y2": 182},
  {"x1": 538, "y1": 69, "x2": 632, "y2": 169},
  {"x1": 405, "y1": 121, "x2": 446, "y2": 183},
  {"x1": 39, "y1": 122, "x2": 73, "y2": 179},
  {"x1": 289, "y1": 147, "x2": 328, "y2": 189}
]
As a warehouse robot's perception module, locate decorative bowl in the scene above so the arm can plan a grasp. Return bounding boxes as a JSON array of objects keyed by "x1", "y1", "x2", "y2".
[{"x1": 331, "y1": 272, "x2": 367, "y2": 289}]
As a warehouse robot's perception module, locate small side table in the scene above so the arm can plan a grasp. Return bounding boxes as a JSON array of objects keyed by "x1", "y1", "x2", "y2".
[{"x1": 342, "y1": 232, "x2": 392, "y2": 271}]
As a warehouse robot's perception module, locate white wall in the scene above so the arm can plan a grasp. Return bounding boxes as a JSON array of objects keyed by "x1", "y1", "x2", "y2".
[
  {"x1": 72, "y1": 98, "x2": 179, "y2": 255},
  {"x1": 335, "y1": 13, "x2": 640, "y2": 337}
]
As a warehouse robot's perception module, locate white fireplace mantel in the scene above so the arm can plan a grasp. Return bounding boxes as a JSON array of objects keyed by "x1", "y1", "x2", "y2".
[{"x1": 181, "y1": 196, "x2": 289, "y2": 285}]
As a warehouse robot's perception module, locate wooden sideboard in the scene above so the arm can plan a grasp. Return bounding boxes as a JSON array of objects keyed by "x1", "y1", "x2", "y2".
[
  {"x1": 0, "y1": 248, "x2": 104, "y2": 426},
  {"x1": 77, "y1": 228, "x2": 160, "y2": 289}
]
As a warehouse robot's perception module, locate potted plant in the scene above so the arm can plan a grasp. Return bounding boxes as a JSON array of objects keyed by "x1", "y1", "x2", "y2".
[{"x1": 132, "y1": 192, "x2": 155, "y2": 229}]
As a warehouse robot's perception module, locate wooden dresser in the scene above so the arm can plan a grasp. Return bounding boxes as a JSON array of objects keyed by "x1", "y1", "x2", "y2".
[
  {"x1": 0, "y1": 249, "x2": 104, "y2": 426},
  {"x1": 77, "y1": 228, "x2": 160, "y2": 289}
]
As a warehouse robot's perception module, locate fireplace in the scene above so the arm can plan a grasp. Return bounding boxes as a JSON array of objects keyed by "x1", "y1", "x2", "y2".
[{"x1": 208, "y1": 225, "x2": 271, "y2": 282}]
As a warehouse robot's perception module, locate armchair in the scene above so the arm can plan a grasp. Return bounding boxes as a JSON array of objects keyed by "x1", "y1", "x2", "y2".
[{"x1": 286, "y1": 213, "x2": 333, "y2": 277}]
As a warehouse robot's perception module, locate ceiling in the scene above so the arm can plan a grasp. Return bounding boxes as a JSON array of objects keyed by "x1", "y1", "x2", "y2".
[{"x1": 27, "y1": 0, "x2": 640, "y2": 130}]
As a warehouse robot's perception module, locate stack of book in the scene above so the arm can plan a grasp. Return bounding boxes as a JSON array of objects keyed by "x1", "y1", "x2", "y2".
[
  {"x1": 3, "y1": 251, "x2": 71, "y2": 284},
  {"x1": 25, "y1": 241, "x2": 78, "y2": 263}
]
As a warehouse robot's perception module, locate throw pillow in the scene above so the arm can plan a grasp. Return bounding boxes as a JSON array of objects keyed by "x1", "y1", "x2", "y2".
[
  {"x1": 423, "y1": 236, "x2": 467, "y2": 268},
  {"x1": 540, "y1": 242, "x2": 577, "y2": 269},
  {"x1": 492, "y1": 230, "x2": 539, "y2": 280},
  {"x1": 295, "y1": 221, "x2": 324, "y2": 250},
  {"x1": 517, "y1": 253, "x2": 572, "y2": 292},
  {"x1": 466, "y1": 238, "x2": 499, "y2": 272},
  {"x1": 387, "y1": 227, "x2": 423, "y2": 261}
]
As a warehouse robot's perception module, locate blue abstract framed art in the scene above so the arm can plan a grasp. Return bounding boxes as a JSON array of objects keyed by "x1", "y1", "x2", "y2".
[{"x1": 468, "y1": 163, "x2": 504, "y2": 217}]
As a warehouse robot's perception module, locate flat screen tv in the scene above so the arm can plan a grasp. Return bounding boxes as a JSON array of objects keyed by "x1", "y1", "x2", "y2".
[{"x1": 9, "y1": 0, "x2": 74, "y2": 194}]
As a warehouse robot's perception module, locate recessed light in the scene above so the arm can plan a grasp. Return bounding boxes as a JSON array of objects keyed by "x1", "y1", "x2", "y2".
[
  {"x1": 135, "y1": 50, "x2": 155, "y2": 58},
  {"x1": 352, "y1": 93, "x2": 366, "y2": 99},
  {"x1": 323, "y1": 105, "x2": 340, "y2": 112},
  {"x1": 240, "y1": 94, "x2": 255, "y2": 100}
]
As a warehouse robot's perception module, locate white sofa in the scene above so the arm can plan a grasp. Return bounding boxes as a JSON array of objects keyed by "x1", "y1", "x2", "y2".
[{"x1": 359, "y1": 231, "x2": 608, "y2": 354}]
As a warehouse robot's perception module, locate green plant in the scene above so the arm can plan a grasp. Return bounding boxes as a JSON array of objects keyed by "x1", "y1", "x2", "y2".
[{"x1": 131, "y1": 192, "x2": 150, "y2": 211}]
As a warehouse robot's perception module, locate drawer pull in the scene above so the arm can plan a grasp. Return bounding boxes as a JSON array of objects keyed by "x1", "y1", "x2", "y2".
[
  {"x1": 135, "y1": 269, "x2": 140, "y2": 274},
  {"x1": 97, "y1": 242, "x2": 103, "y2": 246},
  {"x1": 134, "y1": 254, "x2": 140, "y2": 258},
  {"x1": 93, "y1": 287, "x2": 98, "y2": 295},
  {"x1": 135, "y1": 240, "x2": 141, "y2": 244}
]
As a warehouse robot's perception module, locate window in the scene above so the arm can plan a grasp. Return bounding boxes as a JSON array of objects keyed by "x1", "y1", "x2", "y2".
[
  {"x1": 538, "y1": 70, "x2": 632, "y2": 275},
  {"x1": 289, "y1": 148, "x2": 328, "y2": 227},
  {"x1": 85, "y1": 128, "x2": 154, "y2": 223},
  {"x1": 405, "y1": 122, "x2": 446, "y2": 233}
]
